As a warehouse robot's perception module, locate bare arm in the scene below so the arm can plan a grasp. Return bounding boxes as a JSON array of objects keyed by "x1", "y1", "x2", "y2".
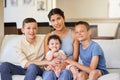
[
  {"x1": 66, "y1": 56, "x2": 99, "y2": 73},
  {"x1": 44, "y1": 33, "x2": 51, "y2": 56},
  {"x1": 24, "y1": 59, "x2": 55, "y2": 68},
  {"x1": 57, "y1": 51, "x2": 67, "y2": 60},
  {"x1": 46, "y1": 51, "x2": 55, "y2": 61},
  {"x1": 71, "y1": 29, "x2": 79, "y2": 61}
]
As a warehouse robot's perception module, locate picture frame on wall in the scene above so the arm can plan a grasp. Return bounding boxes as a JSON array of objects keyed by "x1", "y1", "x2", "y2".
[
  {"x1": 4, "y1": 0, "x2": 7, "y2": 8},
  {"x1": 7, "y1": 0, "x2": 18, "y2": 7},
  {"x1": 37, "y1": 0, "x2": 47, "y2": 11},
  {"x1": 22, "y1": 0, "x2": 34, "y2": 6}
]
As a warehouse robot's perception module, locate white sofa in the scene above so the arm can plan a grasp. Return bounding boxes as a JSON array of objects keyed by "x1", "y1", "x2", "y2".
[{"x1": 0, "y1": 35, "x2": 120, "y2": 80}]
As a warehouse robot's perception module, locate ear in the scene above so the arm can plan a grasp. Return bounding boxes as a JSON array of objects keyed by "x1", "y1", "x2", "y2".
[
  {"x1": 88, "y1": 29, "x2": 92, "y2": 35},
  {"x1": 21, "y1": 28, "x2": 25, "y2": 34}
]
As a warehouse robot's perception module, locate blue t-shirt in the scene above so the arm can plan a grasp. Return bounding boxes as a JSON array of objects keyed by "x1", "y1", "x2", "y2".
[{"x1": 79, "y1": 41, "x2": 108, "y2": 74}]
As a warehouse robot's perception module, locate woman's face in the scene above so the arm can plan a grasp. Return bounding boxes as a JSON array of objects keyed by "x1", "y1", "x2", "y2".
[{"x1": 50, "y1": 14, "x2": 65, "y2": 31}]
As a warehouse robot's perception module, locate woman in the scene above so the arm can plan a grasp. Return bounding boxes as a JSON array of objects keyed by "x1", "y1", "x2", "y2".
[{"x1": 42, "y1": 8, "x2": 79, "y2": 80}]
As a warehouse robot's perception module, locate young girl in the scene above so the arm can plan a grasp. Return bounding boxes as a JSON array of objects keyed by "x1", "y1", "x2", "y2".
[
  {"x1": 66, "y1": 21, "x2": 109, "y2": 80},
  {"x1": 45, "y1": 34, "x2": 67, "y2": 77}
]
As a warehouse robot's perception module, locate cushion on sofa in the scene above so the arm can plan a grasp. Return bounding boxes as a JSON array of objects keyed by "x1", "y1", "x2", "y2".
[
  {"x1": 0, "y1": 35, "x2": 45, "y2": 80},
  {"x1": 0, "y1": 35, "x2": 120, "y2": 80},
  {"x1": 0, "y1": 35, "x2": 46, "y2": 65},
  {"x1": 93, "y1": 39, "x2": 120, "y2": 68},
  {"x1": 0, "y1": 35, "x2": 23, "y2": 65},
  {"x1": 98, "y1": 73, "x2": 120, "y2": 80},
  {"x1": 12, "y1": 75, "x2": 42, "y2": 80}
]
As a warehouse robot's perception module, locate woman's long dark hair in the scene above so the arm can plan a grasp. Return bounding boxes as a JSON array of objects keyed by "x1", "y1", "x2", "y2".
[{"x1": 48, "y1": 8, "x2": 65, "y2": 20}]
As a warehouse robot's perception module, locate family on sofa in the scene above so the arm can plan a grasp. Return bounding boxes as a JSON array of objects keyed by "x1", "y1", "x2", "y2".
[{"x1": 0, "y1": 8, "x2": 111, "y2": 80}]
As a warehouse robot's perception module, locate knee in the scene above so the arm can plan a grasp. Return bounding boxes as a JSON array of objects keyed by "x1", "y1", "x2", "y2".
[
  {"x1": 0, "y1": 62, "x2": 11, "y2": 72},
  {"x1": 61, "y1": 69, "x2": 72, "y2": 76},
  {"x1": 43, "y1": 71, "x2": 56, "y2": 78},
  {"x1": 78, "y1": 72, "x2": 88, "y2": 79},
  {"x1": 90, "y1": 70, "x2": 100, "y2": 76},
  {"x1": 27, "y1": 64, "x2": 39, "y2": 73},
  {"x1": 89, "y1": 70, "x2": 102, "y2": 77},
  {"x1": 43, "y1": 70, "x2": 55, "y2": 75}
]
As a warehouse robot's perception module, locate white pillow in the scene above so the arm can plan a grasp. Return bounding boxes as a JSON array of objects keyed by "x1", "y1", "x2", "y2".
[
  {"x1": 93, "y1": 39, "x2": 120, "y2": 68},
  {"x1": 0, "y1": 35, "x2": 23, "y2": 65}
]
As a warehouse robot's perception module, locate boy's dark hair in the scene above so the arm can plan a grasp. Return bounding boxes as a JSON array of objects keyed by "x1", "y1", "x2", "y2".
[
  {"x1": 47, "y1": 35, "x2": 62, "y2": 45},
  {"x1": 22, "y1": 18, "x2": 37, "y2": 28},
  {"x1": 75, "y1": 21, "x2": 90, "y2": 31},
  {"x1": 48, "y1": 8, "x2": 65, "y2": 20}
]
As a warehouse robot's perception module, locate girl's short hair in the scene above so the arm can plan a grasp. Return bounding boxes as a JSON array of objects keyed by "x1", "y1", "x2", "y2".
[{"x1": 47, "y1": 34, "x2": 62, "y2": 45}]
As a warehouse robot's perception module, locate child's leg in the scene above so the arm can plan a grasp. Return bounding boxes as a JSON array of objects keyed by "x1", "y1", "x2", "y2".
[
  {"x1": 67, "y1": 65, "x2": 79, "y2": 80},
  {"x1": 88, "y1": 70, "x2": 102, "y2": 80},
  {"x1": 77, "y1": 71, "x2": 88, "y2": 80},
  {"x1": 54, "y1": 64, "x2": 61, "y2": 77},
  {"x1": 54, "y1": 68, "x2": 61, "y2": 77},
  {"x1": 0, "y1": 62, "x2": 26, "y2": 80},
  {"x1": 70, "y1": 66, "x2": 78, "y2": 80},
  {"x1": 25, "y1": 64, "x2": 43, "y2": 80}
]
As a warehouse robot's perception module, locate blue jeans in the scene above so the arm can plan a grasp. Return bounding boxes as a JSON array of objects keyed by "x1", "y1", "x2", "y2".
[
  {"x1": 0, "y1": 62, "x2": 43, "y2": 80},
  {"x1": 42, "y1": 69, "x2": 73, "y2": 80}
]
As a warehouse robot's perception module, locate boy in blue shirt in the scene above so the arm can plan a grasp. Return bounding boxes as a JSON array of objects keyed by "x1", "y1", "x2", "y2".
[{"x1": 66, "y1": 21, "x2": 109, "y2": 80}]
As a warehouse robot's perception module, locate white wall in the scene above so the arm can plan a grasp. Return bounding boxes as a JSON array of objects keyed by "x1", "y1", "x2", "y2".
[
  {"x1": 56, "y1": 0, "x2": 109, "y2": 19},
  {"x1": 109, "y1": 0, "x2": 120, "y2": 18},
  {"x1": 90, "y1": 22, "x2": 119, "y2": 37},
  {"x1": 56, "y1": 0, "x2": 120, "y2": 37},
  {"x1": 4, "y1": 0, "x2": 120, "y2": 37},
  {"x1": 4, "y1": 0, "x2": 54, "y2": 28}
]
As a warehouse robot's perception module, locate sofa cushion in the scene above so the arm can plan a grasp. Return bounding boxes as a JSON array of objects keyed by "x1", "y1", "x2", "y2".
[
  {"x1": 0, "y1": 34, "x2": 46, "y2": 80},
  {"x1": 12, "y1": 75, "x2": 42, "y2": 80},
  {"x1": 0, "y1": 35, "x2": 24, "y2": 65},
  {"x1": 93, "y1": 39, "x2": 120, "y2": 68},
  {"x1": 98, "y1": 73, "x2": 120, "y2": 80},
  {"x1": 0, "y1": 35, "x2": 46, "y2": 65}
]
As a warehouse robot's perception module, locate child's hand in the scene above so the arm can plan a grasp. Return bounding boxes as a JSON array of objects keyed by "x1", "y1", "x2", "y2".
[
  {"x1": 51, "y1": 47, "x2": 57, "y2": 53},
  {"x1": 45, "y1": 65, "x2": 54, "y2": 71},
  {"x1": 65, "y1": 59, "x2": 76, "y2": 65},
  {"x1": 52, "y1": 58, "x2": 61, "y2": 64},
  {"x1": 54, "y1": 52, "x2": 59, "y2": 57},
  {"x1": 54, "y1": 64, "x2": 61, "y2": 77}
]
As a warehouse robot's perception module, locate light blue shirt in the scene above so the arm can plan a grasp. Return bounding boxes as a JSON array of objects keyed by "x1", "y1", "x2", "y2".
[{"x1": 79, "y1": 41, "x2": 108, "y2": 74}]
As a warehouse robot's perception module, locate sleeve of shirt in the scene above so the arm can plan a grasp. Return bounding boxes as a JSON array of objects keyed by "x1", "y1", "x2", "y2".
[
  {"x1": 45, "y1": 51, "x2": 52, "y2": 59},
  {"x1": 59, "y1": 50, "x2": 66, "y2": 56},
  {"x1": 16, "y1": 40, "x2": 28, "y2": 68},
  {"x1": 92, "y1": 43, "x2": 103, "y2": 56}
]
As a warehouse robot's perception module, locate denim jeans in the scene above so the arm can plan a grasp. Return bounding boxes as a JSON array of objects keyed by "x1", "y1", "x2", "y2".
[
  {"x1": 0, "y1": 62, "x2": 43, "y2": 80},
  {"x1": 42, "y1": 69, "x2": 73, "y2": 80}
]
